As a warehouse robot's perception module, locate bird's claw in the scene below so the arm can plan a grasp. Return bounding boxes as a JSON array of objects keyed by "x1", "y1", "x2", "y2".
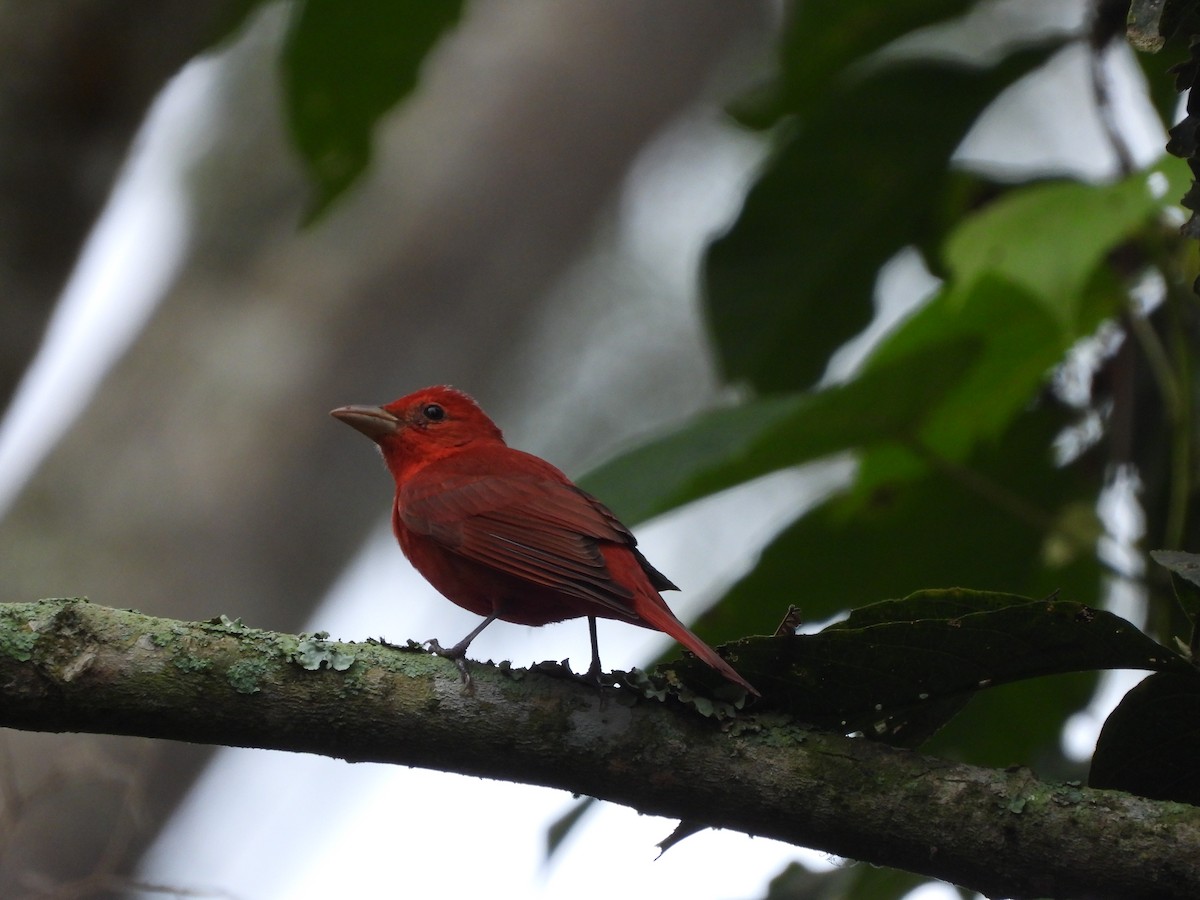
[{"x1": 424, "y1": 638, "x2": 474, "y2": 687}]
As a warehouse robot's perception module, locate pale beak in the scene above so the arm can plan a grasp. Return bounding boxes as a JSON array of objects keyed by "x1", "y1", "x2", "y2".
[{"x1": 330, "y1": 404, "x2": 400, "y2": 441}]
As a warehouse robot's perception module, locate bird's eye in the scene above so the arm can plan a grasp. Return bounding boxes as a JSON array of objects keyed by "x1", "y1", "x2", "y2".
[{"x1": 422, "y1": 403, "x2": 446, "y2": 422}]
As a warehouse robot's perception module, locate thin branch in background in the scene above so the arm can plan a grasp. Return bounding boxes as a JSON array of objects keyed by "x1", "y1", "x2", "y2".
[
  {"x1": 1123, "y1": 304, "x2": 1182, "y2": 419},
  {"x1": 1122, "y1": 298, "x2": 1191, "y2": 551},
  {"x1": 1087, "y1": 0, "x2": 1138, "y2": 177},
  {"x1": 1163, "y1": 287, "x2": 1196, "y2": 551},
  {"x1": 903, "y1": 438, "x2": 1066, "y2": 536}
]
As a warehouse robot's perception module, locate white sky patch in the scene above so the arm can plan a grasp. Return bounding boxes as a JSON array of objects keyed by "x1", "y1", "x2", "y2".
[
  {"x1": 826, "y1": 248, "x2": 944, "y2": 383},
  {"x1": 619, "y1": 110, "x2": 766, "y2": 295},
  {"x1": 958, "y1": 40, "x2": 1167, "y2": 181},
  {"x1": 0, "y1": 57, "x2": 219, "y2": 518}
]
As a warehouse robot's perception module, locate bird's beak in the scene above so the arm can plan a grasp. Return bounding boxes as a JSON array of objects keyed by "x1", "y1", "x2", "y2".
[{"x1": 330, "y1": 404, "x2": 400, "y2": 441}]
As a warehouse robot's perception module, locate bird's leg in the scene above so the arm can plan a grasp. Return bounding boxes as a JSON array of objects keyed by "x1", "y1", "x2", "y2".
[
  {"x1": 585, "y1": 615, "x2": 603, "y2": 685},
  {"x1": 426, "y1": 614, "x2": 498, "y2": 685}
]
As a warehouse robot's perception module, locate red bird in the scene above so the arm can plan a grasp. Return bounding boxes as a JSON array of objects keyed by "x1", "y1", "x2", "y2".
[{"x1": 331, "y1": 386, "x2": 757, "y2": 696}]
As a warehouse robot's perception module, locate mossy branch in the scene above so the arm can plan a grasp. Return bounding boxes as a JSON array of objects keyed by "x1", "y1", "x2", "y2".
[{"x1": 1, "y1": 598, "x2": 1197, "y2": 899}]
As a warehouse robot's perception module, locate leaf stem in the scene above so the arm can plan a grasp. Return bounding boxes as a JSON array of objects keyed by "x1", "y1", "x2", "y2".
[{"x1": 903, "y1": 439, "x2": 1087, "y2": 553}]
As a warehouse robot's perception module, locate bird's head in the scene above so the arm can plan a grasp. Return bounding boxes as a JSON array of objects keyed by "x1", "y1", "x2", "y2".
[{"x1": 332, "y1": 386, "x2": 505, "y2": 480}]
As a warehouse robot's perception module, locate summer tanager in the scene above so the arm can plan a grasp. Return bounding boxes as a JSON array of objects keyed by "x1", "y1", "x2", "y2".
[{"x1": 332, "y1": 385, "x2": 758, "y2": 696}]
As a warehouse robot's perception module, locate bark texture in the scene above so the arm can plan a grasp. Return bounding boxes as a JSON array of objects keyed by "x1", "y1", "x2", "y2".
[{"x1": 2, "y1": 598, "x2": 1198, "y2": 900}]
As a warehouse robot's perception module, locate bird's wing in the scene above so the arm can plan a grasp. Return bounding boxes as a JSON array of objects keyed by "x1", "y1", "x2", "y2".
[{"x1": 398, "y1": 470, "x2": 651, "y2": 616}]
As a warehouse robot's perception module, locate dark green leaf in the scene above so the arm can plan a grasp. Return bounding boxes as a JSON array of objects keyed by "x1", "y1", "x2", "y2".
[
  {"x1": 282, "y1": 0, "x2": 465, "y2": 219},
  {"x1": 760, "y1": 862, "x2": 861, "y2": 900},
  {"x1": 922, "y1": 672, "x2": 1094, "y2": 774},
  {"x1": 1152, "y1": 549, "x2": 1200, "y2": 588},
  {"x1": 740, "y1": 0, "x2": 978, "y2": 126},
  {"x1": 1151, "y1": 549, "x2": 1200, "y2": 627},
  {"x1": 827, "y1": 588, "x2": 1036, "y2": 629},
  {"x1": 692, "y1": 406, "x2": 1097, "y2": 641},
  {"x1": 687, "y1": 405, "x2": 1112, "y2": 766},
  {"x1": 705, "y1": 45, "x2": 1059, "y2": 393},
  {"x1": 578, "y1": 336, "x2": 979, "y2": 525},
  {"x1": 835, "y1": 864, "x2": 959, "y2": 900},
  {"x1": 1090, "y1": 670, "x2": 1200, "y2": 805},
  {"x1": 667, "y1": 590, "x2": 1186, "y2": 746},
  {"x1": 202, "y1": 0, "x2": 274, "y2": 51}
]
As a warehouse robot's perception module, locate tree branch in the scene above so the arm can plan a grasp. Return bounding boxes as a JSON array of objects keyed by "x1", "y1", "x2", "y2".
[{"x1": 2, "y1": 599, "x2": 1196, "y2": 899}]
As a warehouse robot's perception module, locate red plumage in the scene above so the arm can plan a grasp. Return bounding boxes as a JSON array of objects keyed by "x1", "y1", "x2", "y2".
[{"x1": 332, "y1": 385, "x2": 757, "y2": 696}]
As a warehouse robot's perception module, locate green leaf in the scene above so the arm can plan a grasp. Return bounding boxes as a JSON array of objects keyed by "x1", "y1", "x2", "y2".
[
  {"x1": 865, "y1": 274, "x2": 1067, "y2": 463},
  {"x1": 615, "y1": 168, "x2": 1178, "y2": 599},
  {"x1": 589, "y1": 259, "x2": 1117, "y2": 534},
  {"x1": 940, "y1": 170, "x2": 1186, "y2": 328},
  {"x1": 1090, "y1": 670, "x2": 1200, "y2": 805},
  {"x1": 705, "y1": 44, "x2": 1059, "y2": 393},
  {"x1": 282, "y1": 0, "x2": 465, "y2": 220},
  {"x1": 865, "y1": 164, "x2": 1192, "y2": 466},
  {"x1": 578, "y1": 336, "x2": 979, "y2": 525},
  {"x1": 668, "y1": 590, "x2": 1187, "y2": 746},
  {"x1": 692, "y1": 405, "x2": 1097, "y2": 642}
]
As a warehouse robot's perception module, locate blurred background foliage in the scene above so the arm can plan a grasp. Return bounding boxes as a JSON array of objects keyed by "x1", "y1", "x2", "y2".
[
  {"x1": 2, "y1": 0, "x2": 1198, "y2": 898},
  {"x1": 573, "y1": 0, "x2": 1200, "y2": 893}
]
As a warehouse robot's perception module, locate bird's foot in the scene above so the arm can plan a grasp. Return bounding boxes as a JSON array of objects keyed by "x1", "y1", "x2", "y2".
[
  {"x1": 424, "y1": 638, "x2": 474, "y2": 687},
  {"x1": 583, "y1": 657, "x2": 605, "y2": 688}
]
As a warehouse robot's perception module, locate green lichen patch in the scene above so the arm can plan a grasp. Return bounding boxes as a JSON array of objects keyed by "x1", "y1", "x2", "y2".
[
  {"x1": 227, "y1": 659, "x2": 270, "y2": 694},
  {"x1": 145, "y1": 630, "x2": 171, "y2": 648},
  {"x1": 291, "y1": 636, "x2": 356, "y2": 672},
  {"x1": 0, "y1": 619, "x2": 39, "y2": 662},
  {"x1": 173, "y1": 654, "x2": 211, "y2": 674}
]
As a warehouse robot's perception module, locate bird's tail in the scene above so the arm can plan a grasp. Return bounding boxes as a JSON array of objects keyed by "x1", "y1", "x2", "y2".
[
  {"x1": 634, "y1": 595, "x2": 760, "y2": 698},
  {"x1": 600, "y1": 544, "x2": 759, "y2": 697}
]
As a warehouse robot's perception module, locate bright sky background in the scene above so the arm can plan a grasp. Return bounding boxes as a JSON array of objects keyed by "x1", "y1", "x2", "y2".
[{"x1": 0, "y1": 2, "x2": 1172, "y2": 898}]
